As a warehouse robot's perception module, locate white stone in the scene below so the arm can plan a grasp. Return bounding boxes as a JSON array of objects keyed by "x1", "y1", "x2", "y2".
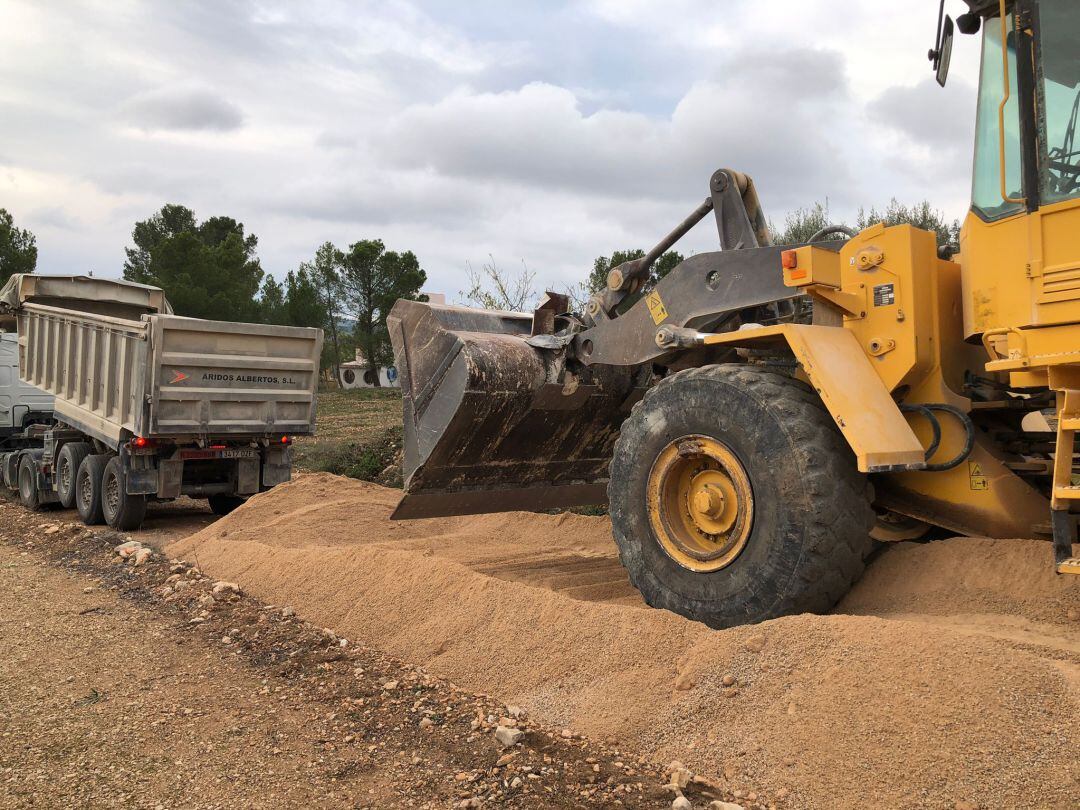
[
  {"x1": 494, "y1": 725, "x2": 524, "y2": 748},
  {"x1": 211, "y1": 581, "x2": 241, "y2": 597}
]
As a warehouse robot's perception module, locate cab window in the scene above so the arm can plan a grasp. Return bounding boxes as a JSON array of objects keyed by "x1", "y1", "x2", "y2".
[
  {"x1": 1037, "y1": 0, "x2": 1080, "y2": 204},
  {"x1": 971, "y1": 13, "x2": 1025, "y2": 219}
]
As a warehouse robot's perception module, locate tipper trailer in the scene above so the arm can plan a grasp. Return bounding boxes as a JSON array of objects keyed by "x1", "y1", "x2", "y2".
[{"x1": 0, "y1": 274, "x2": 323, "y2": 530}]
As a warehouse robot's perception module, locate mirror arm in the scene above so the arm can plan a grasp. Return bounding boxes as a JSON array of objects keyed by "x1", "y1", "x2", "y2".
[{"x1": 932, "y1": 0, "x2": 946, "y2": 62}]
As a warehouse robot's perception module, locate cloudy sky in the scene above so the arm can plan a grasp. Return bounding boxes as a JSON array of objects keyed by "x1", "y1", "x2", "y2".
[{"x1": 2, "y1": 0, "x2": 982, "y2": 299}]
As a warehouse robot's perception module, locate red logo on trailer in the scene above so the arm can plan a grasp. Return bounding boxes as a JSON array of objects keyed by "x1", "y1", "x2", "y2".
[{"x1": 170, "y1": 371, "x2": 190, "y2": 384}]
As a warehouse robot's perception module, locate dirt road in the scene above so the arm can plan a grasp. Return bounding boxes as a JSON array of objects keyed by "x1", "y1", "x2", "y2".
[
  {"x1": 40, "y1": 495, "x2": 218, "y2": 550},
  {"x1": 0, "y1": 500, "x2": 691, "y2": 809}
]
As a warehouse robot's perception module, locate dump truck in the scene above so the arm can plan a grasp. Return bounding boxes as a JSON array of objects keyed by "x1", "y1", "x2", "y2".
[
  {"x1": 389, "y1": 0, "x2": 1080, "y2": 628},
  {"x1": 0, "y1": 274, "x2": 322, "y2": 531}
]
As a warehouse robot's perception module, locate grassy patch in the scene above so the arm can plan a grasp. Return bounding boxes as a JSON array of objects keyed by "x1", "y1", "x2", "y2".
[
  {"x1": 294, "y1": 388, "x2": 404, "y2": 485},
  {"x1": 302, "y1": 388, "x2": 403, "y2": 445},
  {"x1": 294, "y1": 426, "x2": 403, "y2": 485}
]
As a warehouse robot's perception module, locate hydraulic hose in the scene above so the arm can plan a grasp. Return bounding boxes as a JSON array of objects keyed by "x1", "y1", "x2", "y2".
[
  {"x1": 921, "y1": 403, "x2": 976, "y2": 472},
  {"x1": 899, "y1": 403, "x2": 942, "y2": 462},
  {"x1": 808, "y1": 224, "x2": 858, "y2": 242},
  {"x1": 900, "y1": 402, "x2": 976, "y2": 472}
]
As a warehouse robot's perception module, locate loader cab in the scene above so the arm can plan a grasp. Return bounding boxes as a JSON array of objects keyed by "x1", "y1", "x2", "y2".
[{"x1": 957, "y1": 0, "x2": 1080, "y2": 340}]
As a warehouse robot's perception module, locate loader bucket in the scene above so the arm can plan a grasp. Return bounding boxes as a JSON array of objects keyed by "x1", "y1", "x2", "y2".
[{"x1": 387, "y1": 299, "x2": 642, "y2": 519}]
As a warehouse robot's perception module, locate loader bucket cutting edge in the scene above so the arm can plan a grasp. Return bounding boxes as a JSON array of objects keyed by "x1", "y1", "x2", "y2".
[{"x1": 387, "y1": 299, "x2": 640, "y2": 519}]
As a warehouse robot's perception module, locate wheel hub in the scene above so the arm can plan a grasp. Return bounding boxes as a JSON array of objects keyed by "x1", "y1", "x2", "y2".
[
  {"x1": 692, "y1": 485, "x2": 724, "y2": 519},
  {"x1": 79, "y1": 473, "x2": 91, "y2": 508},
  {"x1": 646, "y1": 435, "x2": 753, "y2": 573},
  {"x1": 105, "y1": 475, "x2": 119, "y2": 515}
]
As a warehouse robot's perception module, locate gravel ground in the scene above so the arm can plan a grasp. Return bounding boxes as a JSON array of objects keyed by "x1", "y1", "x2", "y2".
[
  {"x1": 168, "y1": 473, "x2": 1079, "y2": 809},
  {"x1": 0, "y1": 498, "x2": 749, "y2": 809}
]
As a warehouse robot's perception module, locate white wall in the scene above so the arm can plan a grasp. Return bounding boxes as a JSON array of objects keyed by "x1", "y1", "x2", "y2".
[{"x1": 338, "y1": 364, "x2": 400, "y2": 389}]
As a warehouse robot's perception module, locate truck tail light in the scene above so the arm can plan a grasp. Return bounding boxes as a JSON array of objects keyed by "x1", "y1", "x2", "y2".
[
  {"x1": 132, "y1": 436, "x2": 151, "y2": 449},
  {"x1": 281, "y1": 436, "x2": 291, "y2": 446}
]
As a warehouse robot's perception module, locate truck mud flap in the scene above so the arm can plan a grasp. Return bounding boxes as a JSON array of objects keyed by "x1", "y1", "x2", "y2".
[{"x1": 388, "y1": 300, "x2": 640, "y2": 519}]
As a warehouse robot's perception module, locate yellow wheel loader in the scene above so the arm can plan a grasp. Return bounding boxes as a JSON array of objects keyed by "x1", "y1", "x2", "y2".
[{"x1": 388, "y1": 0, "x2": 1080, "y2": 628}]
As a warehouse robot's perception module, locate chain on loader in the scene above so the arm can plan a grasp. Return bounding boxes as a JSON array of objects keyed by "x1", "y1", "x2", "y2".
[{"x1": 388, "y1": 0, "x2": 1080, "y2": 629}]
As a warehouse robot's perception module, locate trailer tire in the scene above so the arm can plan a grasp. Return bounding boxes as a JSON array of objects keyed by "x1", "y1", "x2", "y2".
[
  {"x1": 101, "y1": 456, "x2": 147, "y2": 531},
  {"x1": 76, "y1": 454, "x2": 110, "y2": 526},
  {"x1": 18, "y1": 454, "x2": 42, "y2": 510},
  {"x1": 56, "y1": 442, "x2": 91, "y2": 509},
  {"x1": 208, "y1": 494, "x2": 246, "y2": 516},
  {"x1": 2, "y1": 452, "x2": 19, "y2": 490},
  {"x1": 608, "y1": 363, "x2": 875, "y2": 629}
]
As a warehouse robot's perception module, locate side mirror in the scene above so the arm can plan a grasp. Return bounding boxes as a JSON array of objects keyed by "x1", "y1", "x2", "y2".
[{"x1": 935, "y1": 15, "x2": 955, "y2": 87}]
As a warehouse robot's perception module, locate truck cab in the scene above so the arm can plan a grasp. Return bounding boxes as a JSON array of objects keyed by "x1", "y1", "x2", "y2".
[{"x1": 0, "y1": 332, "x2": 53, "y2": 443}]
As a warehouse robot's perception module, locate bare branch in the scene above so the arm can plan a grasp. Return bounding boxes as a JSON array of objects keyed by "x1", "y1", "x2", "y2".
[{"x1": 459, "y1": 256, "x2": 537, "y2": 312}]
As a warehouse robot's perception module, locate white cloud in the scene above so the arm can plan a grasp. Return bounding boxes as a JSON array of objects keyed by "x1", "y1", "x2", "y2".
[{"x1": 0, "y1": 0, "x2": 988, "y2": 299}]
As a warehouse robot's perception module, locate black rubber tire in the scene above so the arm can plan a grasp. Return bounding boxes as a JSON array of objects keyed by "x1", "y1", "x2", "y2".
[
  {"x1": 608, "y1": 363, "x2": 875, "y2": 629},
  {"x1": 75, "y1": 454, "x2": 110, "y2": 526},
  {"x1": 208, "y1": 494, "x2": 246, "y2": 516},
  {"x1": 56, "y1": 441, "x2": 91, "y2": 509},
  {"x1": 101, "y1": 456, "x2": 147, "y2": 531},
  {"x1": 18, "y1": 455, "x2": 42, "y2": 510},
  {"x1": 2, "y1": 453, "x2": 18, "y2": 490}
]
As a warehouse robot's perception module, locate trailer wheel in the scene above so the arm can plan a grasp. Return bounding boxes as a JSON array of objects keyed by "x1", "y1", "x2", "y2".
[
  {"x1": 18, "y1": 455, "x2": 42, "y2": 510},
  {"x1": 208, "y1": 494, "x2": 246, "y2": 516},
  {"x1": 101, "y1": 456, "x2": 147, "y2": 531},
  {"x1": 2, "y1": 453, "x2": 18, "y2": 490},
  {"x1": 76, "y1": 454, "x2": 110, "y2": 525},
  {"x1": 608, "y1": 364, "x2": 874, "y2": 629},
  {"x1": 56, "y1": 442, "x2": 91, "y2": 509}
]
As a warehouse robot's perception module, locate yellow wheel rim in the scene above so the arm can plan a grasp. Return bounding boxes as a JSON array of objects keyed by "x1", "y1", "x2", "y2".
[{"x1": 646, "y1": 435, "x2": 753, "y2": 573}]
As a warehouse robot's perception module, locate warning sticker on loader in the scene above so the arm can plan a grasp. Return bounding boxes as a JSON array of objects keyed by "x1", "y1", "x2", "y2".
[
  {"x1": 968, "y1": 461, "x2": 989, "y2": 490},
  {"x1": 646, "y1": 291, "x2": 669, "y2": 325}
]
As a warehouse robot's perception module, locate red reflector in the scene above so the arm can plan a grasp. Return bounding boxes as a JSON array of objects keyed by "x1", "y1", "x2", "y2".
[
  {"x1": 209, "y1": 444, "x2": 227, "y2": 450},
  {"x1": 281, "y1": 436, "x2": 291, "y2": 445},
  {"x1": 781, "y1": 250, "x2": 798, "y2": 270}
]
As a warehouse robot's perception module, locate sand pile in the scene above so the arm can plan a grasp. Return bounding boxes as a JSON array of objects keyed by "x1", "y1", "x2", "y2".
[
  {"x1": 168, "y1": 473, "x2": 1080, "y2": 808},
  {"x1": 842, "y1": 535, "x2": 1078, "y2": 621}
]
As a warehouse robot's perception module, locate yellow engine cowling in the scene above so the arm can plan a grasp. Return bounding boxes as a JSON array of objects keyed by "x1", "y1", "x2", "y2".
[{"x1": 781, "y1": 222, "x2": 1050, "y2": 538}]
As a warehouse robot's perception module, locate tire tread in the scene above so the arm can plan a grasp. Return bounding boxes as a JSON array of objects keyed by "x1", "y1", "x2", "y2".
[{"x1": 609, "y1": 363, "x2": 875, "y2": 627}]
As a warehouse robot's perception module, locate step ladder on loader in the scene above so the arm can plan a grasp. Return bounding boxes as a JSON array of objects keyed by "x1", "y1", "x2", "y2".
[{"x1": 1050, "y1": 387, "x2": 1080, "y2": 574}]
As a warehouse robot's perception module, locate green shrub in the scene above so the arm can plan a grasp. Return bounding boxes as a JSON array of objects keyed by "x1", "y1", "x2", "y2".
[{"x1": 293, "y1": 424, "x2": 403, "y2": 486}]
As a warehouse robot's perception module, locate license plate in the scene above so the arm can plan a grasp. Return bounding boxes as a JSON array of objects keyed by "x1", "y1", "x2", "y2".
[
  {"x1": 219, "y1": 449, "x2": 258, "y2": 459},
  {"x1": 180, "y1": 448, "x2": 259, "y2": 461}
]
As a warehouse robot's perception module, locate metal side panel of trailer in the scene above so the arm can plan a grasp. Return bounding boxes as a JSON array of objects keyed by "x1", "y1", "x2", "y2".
[
  {"x1": 15, "y1": 304, "x2": 321, "y2": 448},
  {"x1": 147, "y1": 315, "x2": 322, "y2": 439},
  {"x1": 17, "y1": 304, "x2": 148, "y2": 448}
]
